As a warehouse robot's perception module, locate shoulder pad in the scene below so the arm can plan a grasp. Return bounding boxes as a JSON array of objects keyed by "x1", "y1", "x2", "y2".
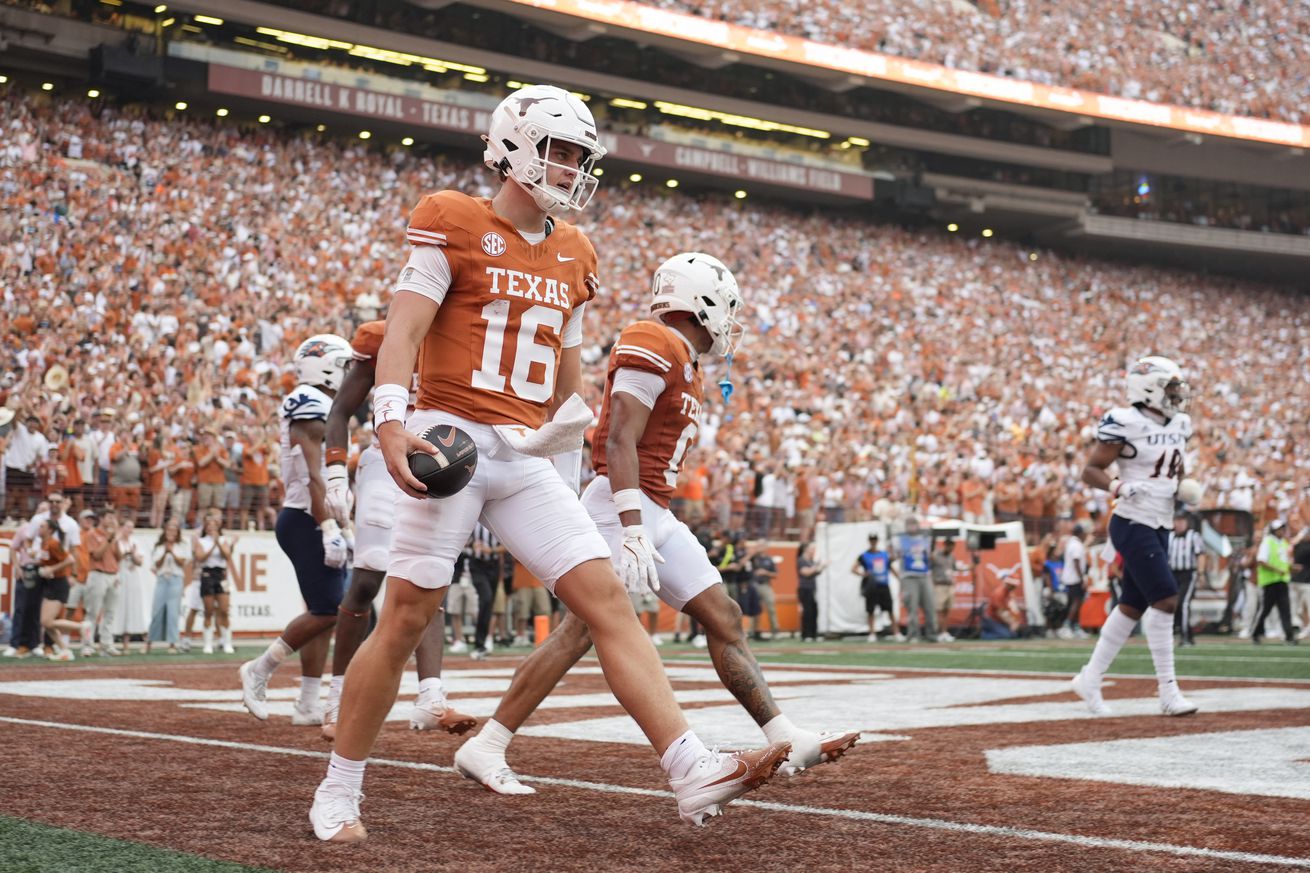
[
  {"x1": 1096, "y1": 407, "x2": 1136, "y2": 443},
  {"x1": 351, "y1": 321, "x2": 385, "y2": 361},
  {"x1": 282, "y1": 385, "x2": 332, "y2": 422},
  {"x1": 612, "y1": 321, "x2": 678, "y2": 376},
  {"x1": 407, "y1": 190, "x2": 476, "y2": 247}
]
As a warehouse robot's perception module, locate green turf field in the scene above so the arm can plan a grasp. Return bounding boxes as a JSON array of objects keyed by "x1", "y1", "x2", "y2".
[
  {"x1": 662, "y1": 636, "x2": 1310, "y2": 681},
  {"x1": 0, "y1": 816, "x2": 273, "y2": 873}
]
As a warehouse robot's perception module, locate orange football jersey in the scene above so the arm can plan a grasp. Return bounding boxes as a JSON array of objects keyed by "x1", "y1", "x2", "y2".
[
  {"x1": 592, "y1": 320, "x2": 703, "y2": 508},
  {"x1": 405, "y1": 191, "x2": 599, "y2": 428}
]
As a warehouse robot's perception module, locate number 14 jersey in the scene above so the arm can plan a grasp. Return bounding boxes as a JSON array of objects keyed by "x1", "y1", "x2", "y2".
[
  {"x1": 1096, "y1": 404, "x2": 1193, "y2": 529},
  {"x1": 402, "y1": 191, "x2": 599, "y2": 428}
]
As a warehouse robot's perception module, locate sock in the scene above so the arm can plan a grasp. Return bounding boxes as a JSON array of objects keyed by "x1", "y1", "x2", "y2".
[
  {"x1": 330, "y1": 675, "x2": 345, "y2": 697},
  {"x1": 417, "y1": 676, "x2": 444, "y2": 702},
  {"x1": 659, "y1": 730, "x2": 709, "y2": 781},
  {"x1": 221, "y1": 626, "x2": 232, "y2": 647},
  {"x1": 1142, "y1": 607, "x2": 1178, "y2": 691},
  {"x1": 761, "y1": 714, "x2": 798, "y2": 745},
  {"x1": 1086, "y1": 608, "x2": 1135, "y2": 680},
  {"x1": 253, "y1": 637, "x2": 293, "y2": 678},
  {"x1": 299, "y1": 675, "x2": 322, "y2": 709},
  {"x1": 202, "y1": 626, "x2": 213, "y2": 647},
  {"x1": 476, "y1": 718, "x2": 515, "y2": 755},
  {"x1": 326, "y1": 751, "x2": 366, "y2": 790}
]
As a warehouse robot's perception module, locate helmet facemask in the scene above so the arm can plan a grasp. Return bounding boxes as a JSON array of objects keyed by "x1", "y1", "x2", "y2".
[{"x1": 1162, "y1": 377, "x2": 1191, "y2": 417}]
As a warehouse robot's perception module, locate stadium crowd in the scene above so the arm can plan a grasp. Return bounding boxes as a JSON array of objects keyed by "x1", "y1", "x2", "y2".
[
  {"x1": 653, "y1": 0, "x2": 1310, "y2": 124},
  {"x1": 2, "y1": 90, "x2": 1309, "y2": 548}
]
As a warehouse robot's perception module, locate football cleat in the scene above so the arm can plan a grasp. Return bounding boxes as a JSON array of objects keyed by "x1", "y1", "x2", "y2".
[
  {"x1": 453, "y1": 736, "x2": 536, "y2": 795},
  {"x1": 310, "y1": 780, "x2": 367, "y2": 843},
  {"x1": 1159, "y1": 682, "x2": 1199, "y2": 717},
  {"x1": 238, "y1": 660, "x2": 270, "y2": 721},
  {"x1": 1071, "y1": 668, "x2": 1112, "y2": 716},
  {"x1": 672, "y1": 743, "x2": 790, "y2": 826},
  {"x1": 779, "y1": 730, "x2": 861, "y2": 776},
  {"x1": 409, "y1": 698, "x2": 478, "y2": 734},
  {"x1": 292, "y1": 702, "x2": 325, "y2": 726}
]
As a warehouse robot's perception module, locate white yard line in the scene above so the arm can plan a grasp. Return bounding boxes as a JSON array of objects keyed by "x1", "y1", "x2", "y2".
[{"x1": 1, "y1": 715, "x2": 1306, "y2": 868}]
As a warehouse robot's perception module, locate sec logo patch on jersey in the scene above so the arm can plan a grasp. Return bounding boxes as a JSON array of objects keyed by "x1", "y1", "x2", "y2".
[{"x1": 481, "y1": 232, "x2": 506, "y2": 257}]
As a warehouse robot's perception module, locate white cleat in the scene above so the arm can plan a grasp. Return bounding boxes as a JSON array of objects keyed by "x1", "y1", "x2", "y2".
[
  {"x1": 449, "y1": 639, "x2": 469, "y2": 654},
  {"x1": 672, "y1": 743, "x2": 790, "y2": 826},
  {"x1": 238, "y1": 660, "x2": 269, "y2": 721},
  {"x1": 310, "y1": 780, "x2": 367, "y2": 843},
  {"x1": 409, "y1": 697, "x2": 477, "y2": 734},
  {"x1": 453, "y1": 736, "x2": 536, "y2": 795},
  {"x1": 779, "y1": 730, "x2": 861, "y2": 777},
  {"x1": 1071, "y1": 668, "x2": 1112, "y2": 716},
  {"x1": 292, "y1": 702, "x2": 324, "y2": 726},
  {"x1": 1159, "y1": 683, "x2": 1199, "y2": 717}
]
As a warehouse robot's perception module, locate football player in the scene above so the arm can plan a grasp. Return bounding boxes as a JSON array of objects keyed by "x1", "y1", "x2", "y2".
[
  {"x1": 455, "y1": 253, "x2": 859, "y2": 793},
  {"x1": 1071, "y1": 356, "x2": 1199, "y2": 717},
  {"x1": 319, "y1": 320, "x2": 476, "y2": 741},
  {"x1": 310, "y1": 86, "x2": 788, "y2": 842},
  {"x1": 239, "y1": 335, "x2": 353, "y2": 726}
]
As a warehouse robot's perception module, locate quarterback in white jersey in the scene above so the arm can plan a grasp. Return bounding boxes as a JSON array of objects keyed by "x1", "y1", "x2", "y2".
[
  {"x1": 239, "y1": 335, "x2": 353, "y2": 726},
  {"x1": 1071, "y1": 356, "x2": 1199, "y2": 718}
]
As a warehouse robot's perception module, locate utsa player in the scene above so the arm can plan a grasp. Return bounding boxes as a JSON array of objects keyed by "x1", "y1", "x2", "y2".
[
  {"x1": 309, "y1": 85, "x2": 788, "y2": 842},
  {"x1": 239, "y1": 336, "x2": 353, "y2": 725},
  {"x1": 1071, "y1": 356, "x2": 1198, "y2": 717},
  {"x1": 319, "y1": 320, "x2": 476, "y2": 741},
  {"x1": 455, "y1": 253, "x2": 859, "y2": 793}
]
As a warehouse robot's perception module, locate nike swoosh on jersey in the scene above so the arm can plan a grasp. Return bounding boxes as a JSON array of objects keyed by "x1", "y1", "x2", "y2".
[{"x1": 557, "y1": 254, "x2": 575, "y2": 262}]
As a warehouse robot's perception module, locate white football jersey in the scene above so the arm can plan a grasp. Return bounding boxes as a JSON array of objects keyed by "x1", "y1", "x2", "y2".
[
  {"x1": 279, "y1": 383, "x2": 332, "y2": 512},
  {"x1": 1096, "y1": 405, "x2": 1193, "y2": 528}
]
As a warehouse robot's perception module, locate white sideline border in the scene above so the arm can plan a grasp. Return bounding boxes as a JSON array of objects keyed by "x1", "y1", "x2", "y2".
[{"x1": 1, "y1": 715, "x2": 1307, "y2": 869}]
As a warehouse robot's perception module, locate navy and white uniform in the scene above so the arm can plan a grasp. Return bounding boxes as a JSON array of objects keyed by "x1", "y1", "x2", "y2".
[
  {"x1": 1096, "y1": 405, "x2": 1193, "y2": 611},
  {"x1": 275, "y1": 383, "x2": 346, "y2": 616}
]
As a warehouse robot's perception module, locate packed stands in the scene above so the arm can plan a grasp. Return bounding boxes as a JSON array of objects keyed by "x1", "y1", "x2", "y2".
[{"x1": 2, "y1": 90, "x2": 1307, "y2": 539}]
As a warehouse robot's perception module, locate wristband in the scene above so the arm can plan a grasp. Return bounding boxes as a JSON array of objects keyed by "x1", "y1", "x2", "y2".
[
  {"x1": 325, "y1": 447, "x2": 348, "y2": 466},
  {"x1": 373, "y1": 383, "x2": 409, "y2": 430},
  {"x1": 1109, "y1": 478, "x2": 1122, "y2": 497},
  {"x1": 613, "y1": 488, "x2": 643, "y2": 515}
]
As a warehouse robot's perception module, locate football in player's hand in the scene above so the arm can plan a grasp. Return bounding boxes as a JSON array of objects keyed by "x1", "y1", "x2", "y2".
[
  {"x1": 1176, "y1": 478, "x2": 1204, "y2": 506},
  {"x1": 408, "y1": 425, "x2": 478, "y2": 498}
]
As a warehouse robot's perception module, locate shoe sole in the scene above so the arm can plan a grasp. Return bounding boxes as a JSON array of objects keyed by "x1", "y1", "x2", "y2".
[
  {"x1": 310, "y1": 810, "x2": 368, "y2": 843},
  {"x1": 781, "y1": 731, "x2": 861, "y2": 777},
  {"x1": 410, "y1": 710, "x2": 478, "y2": 735},
  {"x1": 1163, "y1": 705, "x2": 1199, "y2": 717}
]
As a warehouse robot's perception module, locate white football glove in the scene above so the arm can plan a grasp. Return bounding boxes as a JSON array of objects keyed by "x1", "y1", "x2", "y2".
[
  {"x1": 619, "y1": 525, "x2": 664, "y2": 594},
  {"x1": 493, "y1": 393, "x2": 593, "y2": 458},
  {"x1": 1111, "y1": 479, "x2": 1147, "y2": 502},
  {"x1": 320, "y1": 519, "x2": 348, "y2": 569},
  {"x1": 325, "y1": 465, "x2": 353, "y2": 525}
]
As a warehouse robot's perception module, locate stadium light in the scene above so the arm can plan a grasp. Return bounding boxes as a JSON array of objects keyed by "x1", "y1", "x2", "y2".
[
  {"x1": 593, "y1": 167, "x2": 603, "y2": 177},
  {"x1": 87, "y1": 89, "x2": 100, "y2": 98},
  {"x1": 0, "y1": 76, "x2": 7, "y2": 84},
  {"x1": 570, "y1": 91, "x2": 591, "y2": 102},
  {"x1": 653, "y1": 100, "x2": 830, "y2": 139},
  {"x1": 194, "y1": 15, "x2": 223, "y2": 25},
  {"x1": 258, "y1": 114, "x2": 271, "y2": 123},
  {"x1": 846, "y1": 136, "x2": 871, "y2": 147},
  {"x1": 174, "y1": 101, "x2": 187, "y2": 110},
  {"x1": 215, "y1": 108, "x2": 228, "y2": 117},
  {"x1": 464, "y1": 73, "x2": 489, "y2": 83},
  {"x1": 402, "y1": 137, "x2": 414, "y2": 146},
  {"x1": 160, "y1": 17, "x2": 174, "y2": 26},
  {"x1": 41, "y1": 82, "x2": 53, "y2": 91},
  {"x1": 154, "y1": 4, "x2": 166, "y2": 12},
  {"x1": 665, "y1": 179, "x2": 679, "y2": 188},
  {"x1": 359, "y1": 130, "x2": 371, "y2": 140},
  {"x1": 628, "y1": 173, "x2": 643, "y2": 183},
  {"x1": 609, "y1": 98, "x2": 647, "y2": 110},
  {"x1": 100, "y1": 0, "x2": 122, "y2": 6},
  {"x1": 734, "y1": 190, "x2": 747, "y2": 200},
  {"x1": 1029, "y1": 253, "x2": 1038, "y2": 261},
  {"x1": 315, "y1": 124, "x2": 326, "y2": 132},
  {"x1": 981, "y1": 228, "x2": 994, "y2": 238},
  {"x1": 947, "y1": 223, "x2": 959, "y2": 232}
]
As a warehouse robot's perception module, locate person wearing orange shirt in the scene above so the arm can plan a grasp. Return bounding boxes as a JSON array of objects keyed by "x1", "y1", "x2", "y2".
[
  {"x1": 34, "y1": 517, "x2": 85, "y2": 660},
  {"x1": 194, "y1": 431, "x2": 229, "y2": 518},
  {"x1": 312, "y1": 89, "x2": 786, "y2": 843},
  {"x1": 167, "y1": 438, "x2": 196, "y2": 528},
  {"x1": 960, "y1": 471, "x2": 987, "y2": 524},
  {"x1": 239, "y1": 436, "x2": 271, "y2": 531}
]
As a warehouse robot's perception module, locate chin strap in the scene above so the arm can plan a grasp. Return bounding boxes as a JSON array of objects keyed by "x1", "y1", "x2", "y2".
[{"x1": 718, "y1": 353, "x2": 735, "y2": 404}]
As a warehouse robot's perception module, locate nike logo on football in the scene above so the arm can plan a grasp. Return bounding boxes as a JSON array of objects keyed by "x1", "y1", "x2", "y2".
[
  {"x1": 437, "y1": 427, "x2": 457, "y2": 448},
  {"x1": 557, "y1": 254, "x2": 575, "y2": 262}
]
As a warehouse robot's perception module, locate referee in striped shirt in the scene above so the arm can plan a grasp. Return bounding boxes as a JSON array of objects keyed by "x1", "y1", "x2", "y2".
[
  {"x1": 1168, "y1": 512, "x2": 1207, "y2": 646},
  {"x1": 466, "y1": 524, "x2": 504, "y2": 659}
]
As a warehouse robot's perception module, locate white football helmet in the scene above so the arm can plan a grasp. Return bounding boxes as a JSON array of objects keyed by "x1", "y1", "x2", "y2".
[
  {"x1": 1127, "y1": 355, "x2": 1190, "y2": 417},
  {"x1": 650, "y1": 252, "x2": 744, "y2": 357},
  {"x1": 482, "y1": 85, "x2": 606, "y2": 214},
  {"x1": 293, "y1": 334, "x2": 353, "y2": 392}
]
